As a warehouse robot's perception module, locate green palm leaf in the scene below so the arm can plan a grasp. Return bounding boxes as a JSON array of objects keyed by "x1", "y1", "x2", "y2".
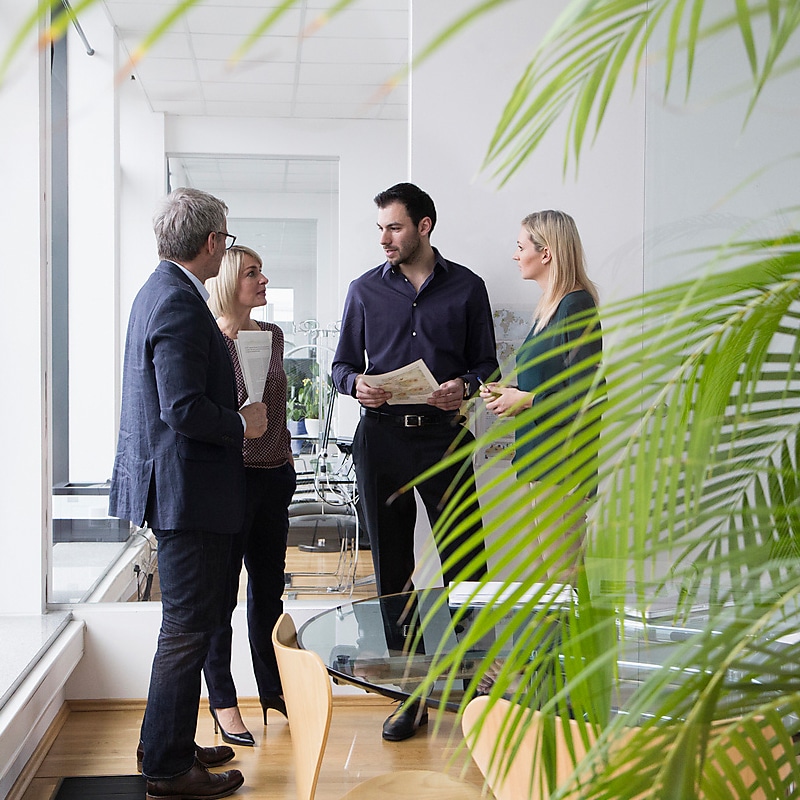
[{"x1": 480, "y1": 0, "x2": 800, "y2": 182}]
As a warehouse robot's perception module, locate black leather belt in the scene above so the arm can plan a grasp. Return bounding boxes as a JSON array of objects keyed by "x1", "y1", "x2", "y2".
[{"x1": 360, "y1": 408, "x2": 462, "y2": 428}]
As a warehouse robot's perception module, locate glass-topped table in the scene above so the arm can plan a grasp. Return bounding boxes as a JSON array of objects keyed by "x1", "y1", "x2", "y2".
[
  {"x1": 299, "y1": 589, "x2": 500, "y2": 709},
  {"x1": 296, "y1": 588, "x2": 710, "y2": 712}
]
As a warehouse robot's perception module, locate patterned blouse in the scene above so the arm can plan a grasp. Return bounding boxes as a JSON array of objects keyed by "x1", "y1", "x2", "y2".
[{"x1": 222, "y1": 320, "x2": 293, "y2": 469}]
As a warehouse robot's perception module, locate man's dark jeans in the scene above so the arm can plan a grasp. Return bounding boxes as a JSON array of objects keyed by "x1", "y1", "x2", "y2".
[{"x1": 140, "y1": 529, "x2": 232, "y2": 779}]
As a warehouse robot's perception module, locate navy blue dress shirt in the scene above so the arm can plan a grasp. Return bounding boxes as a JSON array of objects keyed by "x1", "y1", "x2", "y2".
[{"x1": 332, "y1": 248, "x2": 499, "y2": 414}]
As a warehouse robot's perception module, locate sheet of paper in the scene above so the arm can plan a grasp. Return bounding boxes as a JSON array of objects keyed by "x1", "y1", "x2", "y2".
[
  {"x1": 234, "y1": 329, "x2": 272, "y2": 406},
  {"x1": 362, "y1": 358, "x2": 439, "y2": 404}
]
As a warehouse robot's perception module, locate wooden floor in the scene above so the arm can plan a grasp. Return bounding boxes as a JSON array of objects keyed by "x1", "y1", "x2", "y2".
[
  {"x1": 20, "y1": 697, "x2": 487, "y2": 800},
  {"x1": 142, "y1": 547, "x2": 377, "y2": 604}
]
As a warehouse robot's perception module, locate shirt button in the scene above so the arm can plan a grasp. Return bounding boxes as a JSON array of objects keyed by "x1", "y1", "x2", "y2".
[
  {"x1": 412, "y1": 302, "x2": 417, "y2": 307},
  {"x1": 412, "y1": 331, "x2": 417, "y2": 336}
]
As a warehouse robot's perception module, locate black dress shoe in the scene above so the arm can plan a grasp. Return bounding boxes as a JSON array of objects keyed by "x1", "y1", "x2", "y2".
[
  {"x1": 210, "y1": 707, "x2": 255, "y2": 747},
  {"x1": 381, "y1": 702, "x2": 429, "y2": 742},
  {"x1": 137, "y1": 742, "x2": 235, "y2": 773},
  {"x1": 145, "y1": 760, "x2": 244, "y2": 799}
]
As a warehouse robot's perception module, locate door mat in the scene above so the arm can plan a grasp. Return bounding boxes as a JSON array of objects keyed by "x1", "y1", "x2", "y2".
[{"x1": 54, "y1": 775, "x2": 146, "y2": 798}]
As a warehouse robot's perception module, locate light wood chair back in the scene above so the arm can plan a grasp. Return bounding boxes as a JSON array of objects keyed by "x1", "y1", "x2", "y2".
[
  {"x1": 463, "y1": 696, "x2": 797, "y2": 800},
  {"x1": 272, "y1": 613, "x2": 485, "y2": 800},
  {"x1": 462, "y1": 695, "x2": 597, "y2": 800},
  {"x1": 700, "y1": 717, "x2": 796, "y2": 800}
]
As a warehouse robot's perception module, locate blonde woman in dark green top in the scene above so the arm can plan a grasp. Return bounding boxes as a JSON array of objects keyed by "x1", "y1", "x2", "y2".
[{"x1": 480, "y1": 210, "x2": 602, "y2": 581}]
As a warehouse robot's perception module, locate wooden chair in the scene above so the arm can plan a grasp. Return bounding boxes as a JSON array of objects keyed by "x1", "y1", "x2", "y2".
[
  {"x1": 462, "y1": 695, "x2": 597, "y2": 800},
  {"x1": 272, "y1": 613, "x2": 485, "y2": 800},
  {"x1": 463, "y1": 696, "x2": 797, "y2": 800}
]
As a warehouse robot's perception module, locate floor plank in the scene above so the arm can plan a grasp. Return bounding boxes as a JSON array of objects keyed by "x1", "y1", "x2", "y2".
[{"x1": 22, "y1": 698, "x2": 487, "y2": 800}]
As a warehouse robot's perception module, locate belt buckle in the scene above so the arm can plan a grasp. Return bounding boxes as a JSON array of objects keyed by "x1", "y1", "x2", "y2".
[{"x1": 403, "y1": 414, "x2": 422, "y2": 427}]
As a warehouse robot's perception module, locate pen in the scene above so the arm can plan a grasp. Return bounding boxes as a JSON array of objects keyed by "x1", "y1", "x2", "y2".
[{"x1": 478, "y1": 379, "x2": 501, "y2": 398}]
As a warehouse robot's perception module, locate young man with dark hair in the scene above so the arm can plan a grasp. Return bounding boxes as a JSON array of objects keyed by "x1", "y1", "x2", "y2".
[{"x1": 332, "y1": 182, "x2": 498, "y2": 741}]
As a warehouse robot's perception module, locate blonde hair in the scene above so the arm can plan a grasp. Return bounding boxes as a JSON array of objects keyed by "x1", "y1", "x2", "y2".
[
  {"x1": 522, "y1": 210, "x2": 599, "y2": 332},
  {"x1": 206, "y1": 245, "x2": 263, "y2": 318}
]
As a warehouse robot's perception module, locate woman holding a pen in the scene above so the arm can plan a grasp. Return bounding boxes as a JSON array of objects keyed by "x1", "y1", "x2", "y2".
[
  {"x1": 480, "y1": 210, "x2": 602, "y2": 582},
  {"x1": 202, "y1": 245, "x2": 295, "y2": 746}
]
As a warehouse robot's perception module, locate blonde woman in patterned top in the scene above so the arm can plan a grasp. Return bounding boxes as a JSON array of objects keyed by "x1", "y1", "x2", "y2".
[{"x1": 203, "y1": 245, "x2": 295, "y2": 746}]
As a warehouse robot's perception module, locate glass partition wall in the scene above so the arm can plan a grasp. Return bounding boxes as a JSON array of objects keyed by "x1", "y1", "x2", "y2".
[{"x1": 49, "y1": 153, "x2": 340, "y2": 603}]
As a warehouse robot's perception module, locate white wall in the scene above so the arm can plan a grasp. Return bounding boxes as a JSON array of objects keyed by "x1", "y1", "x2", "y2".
[
  {"x1": 116, "y1": 44, "x2": 166, "y2": 445},
  {"x1": 66, "y1": 601, "x2": 363, "y2": 699},
  {"x1": 66, "y1": 4, "x2": 118, "y2": 482},
  {"x1": 411, "y1": 2, "x2": 646, "y2": 312},
  {"x1": 0, "y1": 1, "x2": 49, "y2": 613},
  {"x1": 163, "y1": 114, "x2": 407, "y2": 304}
]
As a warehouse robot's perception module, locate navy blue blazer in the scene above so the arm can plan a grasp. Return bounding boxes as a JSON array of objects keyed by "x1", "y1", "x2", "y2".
[{"x1": 109, "y1": 261, "x2": 245, "y2": 534}]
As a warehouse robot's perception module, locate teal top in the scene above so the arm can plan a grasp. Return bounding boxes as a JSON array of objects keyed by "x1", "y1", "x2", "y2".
[{"x1": 514, "y1": 290, "x2": 602, "y2": 490}]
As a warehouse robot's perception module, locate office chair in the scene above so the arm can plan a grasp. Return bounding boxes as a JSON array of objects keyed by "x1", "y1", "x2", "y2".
[
  {"x1": 272, "y1": 613, "x2": 485, "y2": 800},
  {"x1": 285, "y1": 387, "x2": 372, "y2": 596}
]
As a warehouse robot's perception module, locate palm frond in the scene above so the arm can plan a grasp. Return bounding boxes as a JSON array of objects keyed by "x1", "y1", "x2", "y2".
[
  {"x1": 0, "y1": 0, "x2": 62, "y2": 85},
  {"x1": 479, "y1": 0, "x2": 800, "y2": 182}
]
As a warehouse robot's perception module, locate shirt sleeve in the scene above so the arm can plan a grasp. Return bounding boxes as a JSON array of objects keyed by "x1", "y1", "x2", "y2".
[
  {"x1": 460, "y1": 278, "x2": 500, "y2": 395},
  {"x1": 331, "y1": 282, "x2": 365, "y2": 397},
  {"x1": 542, "y1": 296, "x2": 603, "y2": 421}
]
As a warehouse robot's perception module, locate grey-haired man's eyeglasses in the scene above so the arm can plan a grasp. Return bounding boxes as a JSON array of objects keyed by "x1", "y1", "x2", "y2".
[{"x1": 215, "y1": 231, "x2": 237, "y2": 250}]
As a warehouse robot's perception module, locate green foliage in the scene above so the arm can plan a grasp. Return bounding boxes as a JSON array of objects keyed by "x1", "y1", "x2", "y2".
[
  {"x1": 476, "y1": 0, "x2": 800, "y2": 183},
  {"x1": 409, "y1": 235, "x2": 800, "y2": 797},
  {"x1": 286, "y1": 359, "x2": 333, "y2": 422},
  {"x1": 287, "y1": 377, "x2": 321, "y2": 421}
]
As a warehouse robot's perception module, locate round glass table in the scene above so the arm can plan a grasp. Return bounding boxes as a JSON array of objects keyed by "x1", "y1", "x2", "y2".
[
  {"x1": 297, "y1": 587, "x2": 711, "y2": 712},
  {"x1": 297, "y1": 589, "x2": 496, "y2": 709}
]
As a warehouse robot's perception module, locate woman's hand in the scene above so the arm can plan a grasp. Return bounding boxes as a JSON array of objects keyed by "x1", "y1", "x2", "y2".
[{"x1": 479, "y1": 383, "x2": 532, "y2": 417}]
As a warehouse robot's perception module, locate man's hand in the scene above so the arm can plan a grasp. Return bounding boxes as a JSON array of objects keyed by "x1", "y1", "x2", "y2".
[
  {"x1": 355, "y1": 375, "x2": 391, "y2": 408},
  {"x1": 428, "y1": 378, "x2": 465, "y2": 412},
  {"x1": 241, "y1": 402, "x2": 268, "y2": 438}
]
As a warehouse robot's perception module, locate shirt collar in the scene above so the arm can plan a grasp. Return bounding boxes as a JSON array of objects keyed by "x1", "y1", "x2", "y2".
[
  {"x1": 380, "y1": 247, "x2": 450, "y2": 278},
  {"x1": 169, "y1": 260, "x2": 210, "y2": 301}
]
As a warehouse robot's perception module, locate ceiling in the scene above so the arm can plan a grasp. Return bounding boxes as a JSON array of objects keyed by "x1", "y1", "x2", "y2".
[
  {"x1": 167, "y1": 154, "x2": 339, "y2": 196},
  {"x1": 100, "y1": 0, "x2": 410, "y2": 120}
]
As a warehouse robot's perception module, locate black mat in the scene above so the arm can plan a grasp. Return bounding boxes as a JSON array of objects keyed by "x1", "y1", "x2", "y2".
[{"x1": 54, "y1": 775, "x2": 146, "y2": 799}]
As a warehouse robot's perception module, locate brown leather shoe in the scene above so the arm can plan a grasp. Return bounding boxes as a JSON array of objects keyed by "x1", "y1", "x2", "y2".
[
  {"x1": 145, "y1": 760, "x2": 244, "y2": 799},
  {"x1": 137, "y1": 742, "x2": 235, "y2": 773}
]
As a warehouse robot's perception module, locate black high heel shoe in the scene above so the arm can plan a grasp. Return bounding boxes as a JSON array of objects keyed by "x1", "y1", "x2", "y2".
[
  {"x1": 210, "y1": 706, "x2": 255, "y2": 746},
  {"x1": 260, "y1": 695, "x2": 288, "y2": 724}
]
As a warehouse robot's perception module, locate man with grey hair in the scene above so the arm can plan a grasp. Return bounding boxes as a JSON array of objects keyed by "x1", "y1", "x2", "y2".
[{"x1": 110, "y1": 187, "x2": 266, "y2": 799}]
